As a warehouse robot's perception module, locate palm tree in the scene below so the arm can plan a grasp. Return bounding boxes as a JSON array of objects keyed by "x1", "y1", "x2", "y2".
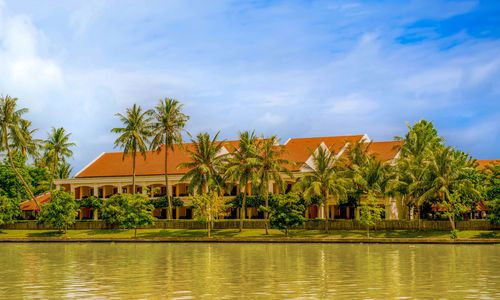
[
  {"x1": 255, "y1": 135, "x2": 293, "y2": 234},
  {"x1": 150, "y1": 98, "x2": 189, "y2": 219},
  {"x1": 44, "y1": 127, "x2": 76, "y2": 191},
  {"x1": 396, "y1": 120, "x2": 443, "y2": 219},
  {"x1": 224, "y1": 131, "x2": 259, "y2": 232},
  {"x1": 111, "y1": 104, "x2": 153, "y2": 194},
  {"x1": 179, "y1": 132, "x2": 225, "y2": 195},
  {"x1": 295, "y1": 147, "x2": 348, "y2": 231},
  {"x1": 417, "y1": 147, "x2": 479, "y2": 230},
  {"x1": 56, "y1": 161, "x2": 73, "y2": 179},
  {"x1": 0, "y1": 95, "x2": 40, "y2": 209}
]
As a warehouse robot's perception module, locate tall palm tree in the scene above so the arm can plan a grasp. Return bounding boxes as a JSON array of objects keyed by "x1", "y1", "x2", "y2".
[
  {"x1": 44, "y1": 127, "x2": 76, "y2": 191},
  {"x1": 56, "y1": 161, "x2": 73, "y2": 179},
  {"x1": 0, "y1": 95, "x2": 40, "y2": 209},
  {"x1": 417, "y1": 147, "x2": 479, "y2": 230},
  {"x1": 255, "y1": 135, "x2": 293, "y2": 234},
  {"x1": 150, "y1": 98, "x2": 189, "y2": 219},
  {"x1": 295, "y1": 147, "x2": 349, "y2": 231},
  {"x1": 224, "y1": 131, "x2": 259, "y2": 232},
  {"x1": 111, "y1": 104, "x2": 153, "y2": 194},
  {"x1": 396, "y1": 120, "x2": 443, "y2": 219},
  {"x1": 179, "y1": 132, "x2": 225, "y2": 195}
]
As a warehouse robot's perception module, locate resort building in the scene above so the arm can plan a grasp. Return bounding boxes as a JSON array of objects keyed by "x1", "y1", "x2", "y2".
[{"x1": 47, "y1": 134, "x2": 405, "y2": 220}]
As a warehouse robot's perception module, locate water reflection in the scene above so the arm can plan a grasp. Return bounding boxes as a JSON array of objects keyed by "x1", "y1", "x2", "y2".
[{"x1": 0, "y1": 243, "x2": 499, "y2": 299}]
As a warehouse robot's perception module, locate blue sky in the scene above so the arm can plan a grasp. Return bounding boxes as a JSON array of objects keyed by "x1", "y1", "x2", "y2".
[{"x1": 0, "y1": 0, "x2": 499, "y2": 172}]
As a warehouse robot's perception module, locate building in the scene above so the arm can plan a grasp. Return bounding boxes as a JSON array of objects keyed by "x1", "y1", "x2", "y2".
[{"x1": 49, "y1": 133, "x2": 404, "y2": 220}]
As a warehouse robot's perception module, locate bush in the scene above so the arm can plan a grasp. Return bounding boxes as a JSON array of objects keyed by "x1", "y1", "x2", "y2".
[
  {"x1": 37, "y1": 191, "x2": 78, "y2": 233},
  {"x1": 101, "y1": 193, "x2": 155, "y2": 237},
  {"x1": 268, "y1": 193, "x2": 305, "y2": 236},
  {"x1": 0, "y1": 195, "x2": 20, "y2": 225},
  {"x1": 79, "y1": 196, "x2": 102, "y2": 209}
]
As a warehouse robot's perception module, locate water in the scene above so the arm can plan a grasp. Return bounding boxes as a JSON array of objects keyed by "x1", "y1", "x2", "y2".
[{"x1": 0, "y1": 243, "x2": 498, "y2": 299}]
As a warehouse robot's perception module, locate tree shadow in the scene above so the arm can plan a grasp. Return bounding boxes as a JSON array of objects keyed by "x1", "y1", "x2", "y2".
[
  {"x1": 476, "y1": 232, "x2": 498, "y2": 238},
  {"x1": 87, "y1": 229, "x2": 127, "y2": 235},
  {"x1": 27, "y1": 231, "x2": 64, "y2": 237}
]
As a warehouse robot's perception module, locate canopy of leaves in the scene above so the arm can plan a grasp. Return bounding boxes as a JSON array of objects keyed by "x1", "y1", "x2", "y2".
[
  {"x1": 149, "y1": 196, "x2": 184, "y2": 208},
  {"x1": 79, "y1": 196, "x2": 102, "y2": 209},
  {"x1": 268, "y1": 193, "x2": 306, "y2": 235},
  {"x1": 0, "y1": 195, "x2": 21, "y2": 225},
  {"x1": 37, "y1": 191, "x2": 78, "y2": 232},
  {"x1": 101, "y1": 193, "x2": 154, "y2": 229},
  {"x1": 191, "y1": 192, "x2": 229, "y2": 222}
]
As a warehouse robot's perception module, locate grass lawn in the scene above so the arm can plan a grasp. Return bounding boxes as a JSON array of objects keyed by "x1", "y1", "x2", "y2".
[{"x1": 0, "y1": 229, "x2": 498, "y2": 239}]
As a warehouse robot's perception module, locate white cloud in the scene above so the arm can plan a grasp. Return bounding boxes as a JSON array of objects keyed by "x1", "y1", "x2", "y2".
[
  {"x1": 258, "y1": 112, "x2": 285, "y2": 125},
  {"x1": 329, "y1": 93, "x2": 378, "y2": 114}
]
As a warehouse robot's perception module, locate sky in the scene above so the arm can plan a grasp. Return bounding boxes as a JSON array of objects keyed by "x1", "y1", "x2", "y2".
[{"x1": 0, "y1": 0, "x2": 499, "y2": 173}]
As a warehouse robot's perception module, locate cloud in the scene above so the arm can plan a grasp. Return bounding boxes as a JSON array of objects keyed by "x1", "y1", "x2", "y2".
[
  {"x1": 328, "y1": 93, "x2": 378, "y2": 114},
  {"x1": 258, "y1": 112, "x2": 285, "y2": 126}
]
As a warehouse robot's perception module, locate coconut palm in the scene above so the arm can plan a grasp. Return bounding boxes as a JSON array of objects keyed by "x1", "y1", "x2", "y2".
[
  {"x1": 44, "y1": 127, "x2": 76, "y2": 191},
  {"x1": 0, "y1": 95, "x2": 40, "y2": 209},
  {"x1": 150, "y1": 98, "x2": 189, "y2": 219},
  {"x1": 396, "y1": 120, "x2": 443, "y2": 219},
  {"x1": 111, "y1": 104, "x2": 153, "y2": 194},
  {"x1": 224, "y1": 131, "x2": 260, "y2": 232},
  {"x1": 56, "y1": 161, "x2": 73, "y2": 179},
  {"x1": 294, "y1": 146, "x2": 348, "y2": 231},
  {"x1": 179, "y1": 132, "x2": 225, "y2": 195},
  {"x1": 416, "y1": 147, "x2": 480, "y2": 230},
  {"x1": 255, "y1": 135, "x2": 293, "y2": 234}
]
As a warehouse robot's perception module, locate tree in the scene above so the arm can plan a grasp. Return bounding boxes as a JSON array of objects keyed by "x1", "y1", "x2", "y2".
[
  {"x1": 396, "y1": 120, "x2": 443, "y2": 219},
  {"x1": 37, "y1": 191, "x2": 78, "y2": 233},
  {"x1": 358, "y1": 192, "x2": 383, "y2": 237},
  {"x1": 56, "y1": 161, "x2": 73, "y2": 179},
  {"x1": 418, "y1": 147, "x2": 480, "y2": 231},
  {"x1": 150, "y1": 98, "x2": 189, "y2": 219},
  {"x1": 268, "y1": 193, "x2": 305, "y2": 236},
  {"x1": 112, "y1": 104, "x2": 153, "y2": 194},
  {"x1": 484, "y1": 164, "x2": 500, "y2": 224},
  {"x1": 191, "y1": 192, "x2": 229, "y2": 237},
  {"x1": 255, "y1": 135, "x2": 293, "y2": 235},
  {"x1": 179, "y1": 132, "x2": 225, "y2": 194},
  {"x1": 0, "y1": 95, "x2": 40, "y2": 209},
  {"x1": 44, "y1": 127, "x2": 75, "y2": 191},
  {"x1": 0, "y1": 195, "x2": 20, "y2": 226},
  {"x1": 294, "y1": 146, "x2": 348, "y2": 231},
  {"x1": 224, "y1": 131, "x2": 259, "y2": 232},
  {"x1": 101, "y1": 193, "x2": 155, "y2": 237}
]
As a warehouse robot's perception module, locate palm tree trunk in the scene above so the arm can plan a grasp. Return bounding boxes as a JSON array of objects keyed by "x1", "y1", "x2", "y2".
[
  {"x1": 165, "y1": 145, "x2": 172, "y2": 219},
  {"x1": 324, "y1": 192, "x2": 329, "y2": 232},
  {"x1": 264, "y1": 191, "x2": 269, "y2": 235},
  {"x1": 50, "y1": 156, "x2": 57, "y2": 191},
  {"x1": 207, "y1": 217, "x2": 211, "y2": 238},
  {"x1": 132, "y1": 150, "x2": 136, "y2": 194},
  {"x1": 239, "y1": 187, "x2": 246, "y2": 232},
  {"x1": 4, "y1": 142, "x2": 40, "y2": 209}
]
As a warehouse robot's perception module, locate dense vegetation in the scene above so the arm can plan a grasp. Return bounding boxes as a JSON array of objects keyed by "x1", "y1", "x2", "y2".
[{"x1": 0, "y1": 95, "x2": 498, "y2": 238}]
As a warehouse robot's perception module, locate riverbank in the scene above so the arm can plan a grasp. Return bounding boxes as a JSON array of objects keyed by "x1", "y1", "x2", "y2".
[{"x1": 1, "y1": 229, "x2": 499, "y2": 244}]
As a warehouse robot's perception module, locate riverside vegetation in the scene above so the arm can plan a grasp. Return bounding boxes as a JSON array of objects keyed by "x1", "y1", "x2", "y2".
[{"x1": 0, "y1": 95, "x2": 499, "y2": 239}]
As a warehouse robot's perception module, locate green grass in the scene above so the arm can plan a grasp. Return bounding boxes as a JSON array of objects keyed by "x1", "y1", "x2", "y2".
[{"x1": 0, "y1": 229, "x2": 498, "y2": 239}]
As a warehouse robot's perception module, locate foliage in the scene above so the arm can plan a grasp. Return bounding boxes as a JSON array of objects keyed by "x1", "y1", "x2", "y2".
[
  {"x1": 268, "y1": 193, "x2": 305, "y2": 236},
  {"x1": 101, "y1": 194, "x2": 155, "y2": 236},
  {"x1": 150, "y1": 98, "x2": 189, "y2": 219},
  {"x1": 358, "y1": 193, "x2": 383, "y2": 237},
  {"x1": 179, "y1": 132, "x2": 226, "y2": 194},
  {"x1": 294, "y1": 146, "x2": 348, "y2": 231},
  {"x1": 37, "y1": 191, "x2": 78, "y2": 232},
  {"x1": 0, "y1": 195, "x2": 21, "y2": 225},
  {"x1": 231, "y1": 194, "x2": 265, "y2": 208},
  {"x1": 191, "y1": 192, "x2": 229, "y2": 237},
  {"x1": 149, "y1": 196, "x2": 184, "y2": 209},
  {"x1": 79, "y1": 196, "x2": 102, "y2": 209},
  {"x1": 43, "y1": 127, "x2": 75, "y2": 190},
  {"x1": 484, "y1": 164, "x2": 500, "y2": 224},
  {"x1": 111, "y1": 104, "x2": 153, "y2": 194}
]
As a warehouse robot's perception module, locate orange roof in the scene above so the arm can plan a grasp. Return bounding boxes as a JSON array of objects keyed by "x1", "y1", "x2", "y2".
[
  {"x1": 367, "y1": 141, "x2": 404, "y2": 162},
  {"x1": 476, "y1": 159, "x2": 499, "y2": 170},
  {"x1": 20, "y1": 193, "x2": 51, "y2": 211},
  {"x1": 76, "y1": 141, "x2": 240, "y2": 178},
  {"x1": 281, "y1": 135, "x2": 365, "y2": 171}
]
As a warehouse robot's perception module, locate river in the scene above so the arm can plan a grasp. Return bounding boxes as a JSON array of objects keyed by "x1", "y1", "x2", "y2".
[{"x1": 0, "y1": 243, "x2": 498, "y2": 299}]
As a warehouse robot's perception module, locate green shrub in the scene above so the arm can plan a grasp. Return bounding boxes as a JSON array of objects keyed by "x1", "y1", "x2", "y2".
[
  {"x1": 268, "y1": 193, "x2": 305, "y2": 236},
  {"x1": 0, "y1": 195, "x2": 20, "y2": 225},
  {"x1": 37, "y1": 191, "x2": 78, "y2": 233}
]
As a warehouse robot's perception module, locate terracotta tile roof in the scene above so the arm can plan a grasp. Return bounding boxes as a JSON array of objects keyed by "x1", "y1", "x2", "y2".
[
  {"x1": 367, "y1": 140, "x2": 404, "y2": 162},
  {"x1": 476, "y1": 159, "x2": 499, "y2": 170},
  {"x1": 76, "y1": 141, "x2": 241, "y2": 178},
  {"x1": 20, "y1": 193, "x2": 51, "y2": 211},
  {"x1": 281, "y1": 135, "x2": 365, "y2": 171}
]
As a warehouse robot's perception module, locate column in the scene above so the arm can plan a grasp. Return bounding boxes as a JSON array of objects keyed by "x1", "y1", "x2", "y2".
[
  {"x1": 142, "y1": 184, "x2": 148, "y2": 196},
  {"x1": 176, "y1": 184, "x2": 180, "y2": 197},
  {"x1": 117, "y1": 183, "x2": 123, "y2": 194},
  {"x1": 319, "y1": 204, "x2": 325, "y2": 219},
  {"x1": 93, "y1": 186, "x2": 99, "y2": 198},
  {"x1": 71, "y1": 185, "x2": 76, "y2": 198}
]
